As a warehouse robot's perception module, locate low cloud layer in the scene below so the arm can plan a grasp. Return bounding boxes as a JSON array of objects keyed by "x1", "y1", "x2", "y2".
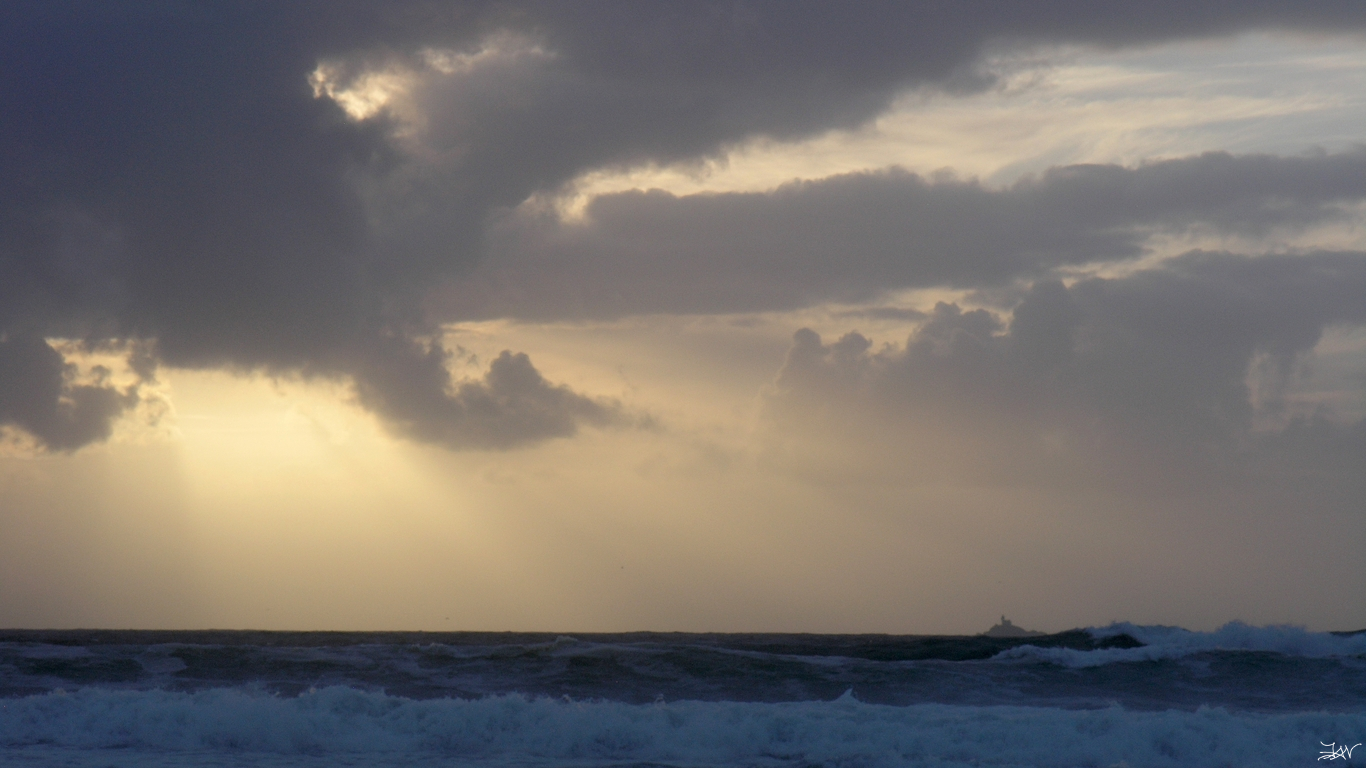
[
  {"x1": 465, "y1": 151, "x2": 1366, "y2": 319},
  {"x1": 764, "y1": 251, "x2": 1366, "y2": 493},
  {"x1": 3, "y1": 2, "x2": 1365, "y2": 450},
  {"x1": 351, "y1": 338, "x2": 630, "y2": 450},
  {"x1": 0, "y1": 336, "x2": 140, "y2": 451}
]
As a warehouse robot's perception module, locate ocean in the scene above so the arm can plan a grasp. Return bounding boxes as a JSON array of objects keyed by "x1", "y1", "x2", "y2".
[{"x1": 1, "y1": 622, "x2": 1362, "y2": 767}]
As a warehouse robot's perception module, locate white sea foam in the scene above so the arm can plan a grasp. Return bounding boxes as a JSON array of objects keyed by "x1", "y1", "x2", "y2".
[
  {"x1": 1, "y1": 686, "x2": 1363, "y2": 768},
  {"x1": 995, "y1": 621, "x2": 1366, "y2": 667}
]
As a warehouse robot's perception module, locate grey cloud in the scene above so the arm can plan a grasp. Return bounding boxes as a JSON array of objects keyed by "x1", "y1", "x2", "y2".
[
  {"x1": 463, "y1": 151, "x2": 1366, "y2": 320},
  {"x1": 523, "y1": 1, "x2": 1366, "y2": 165},
  {"x1": 833, "y1": 307, "x2": 930, "y2": 323},
  {"x1": 400, "y1": 1, "x2": 1366, "y2": 217},
  {"x1": 764, "y1": 251, "x2": 1366, "y2": 492},
  {"x1": 349, "y1": 335, "x2": 630, "y2": 450},
  {"x1": 3, "y1": 2, "x2": 1365, "y2": 451},
  {"x1": 0, "y1": 335, "x2": 139, "y2": 452}
]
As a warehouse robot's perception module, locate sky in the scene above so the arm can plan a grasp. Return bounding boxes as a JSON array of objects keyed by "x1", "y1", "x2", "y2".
[{"x1": 1, "y1": 1, "x2": 1364, "y2": 633}]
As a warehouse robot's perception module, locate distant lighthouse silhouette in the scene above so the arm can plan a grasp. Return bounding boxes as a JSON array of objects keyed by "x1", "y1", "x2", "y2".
[{"x1": 983, "y1": 616, "x2": 1045, "y2": 638}]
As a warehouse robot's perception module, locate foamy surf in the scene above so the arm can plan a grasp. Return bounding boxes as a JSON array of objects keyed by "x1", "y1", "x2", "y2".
[
  {"x1": 2, "y1": 625, "x2": 1363, "y2": 766},
  {"x1": 994, "y1": 621, "x2": 1366, "y2": 667},
  {"x1": 2, "y1": 686, "x2": 1363, "y2": 768}
]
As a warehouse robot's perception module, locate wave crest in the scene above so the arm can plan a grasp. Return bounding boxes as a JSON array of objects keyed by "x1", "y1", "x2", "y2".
[
  {"x1": 995, "y1": 621, "x2": 1366, "y2": 667},
  {"x1": 2, "y1": 686, "x2": 1363, "y2": 767}
]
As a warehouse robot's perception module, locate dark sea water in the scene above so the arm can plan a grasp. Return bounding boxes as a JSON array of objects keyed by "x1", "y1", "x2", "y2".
[{"x1": 1, "y1": 623, "x2": 1363, "y2": 767}]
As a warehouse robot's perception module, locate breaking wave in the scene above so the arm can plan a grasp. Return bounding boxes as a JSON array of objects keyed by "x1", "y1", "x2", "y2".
[
  {"x1": 2, "y1": 686, "x2": 1363, "y2": 768},
  {"x1": 995, "y1": 621, "x2": 1366, "y2": 667}
]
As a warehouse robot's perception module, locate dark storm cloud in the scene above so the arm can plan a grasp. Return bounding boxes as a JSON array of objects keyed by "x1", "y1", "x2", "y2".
[
  {"x1": 3, "y1": 2, "x2": 1364, "y2": 451},
  {"x1": 764, "y1": 251, "x2": 1366, "y2": 492},
  {"x1": 464, "y1": 151, "x2": 1366, "y2": 319},
  {"x1": 0, "y1": 335, "x2": 138, "y2": 452},
  {"x1": 394, "y1": 0, "x2": 1366, "y2": 226},
  {"x1": 350, "y1": 335, "x2": 628, "y2": 450}
]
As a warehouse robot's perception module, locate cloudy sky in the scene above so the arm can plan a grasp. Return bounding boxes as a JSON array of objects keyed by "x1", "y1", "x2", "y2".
[{"x1": 2, "y1": 1, "x2": 1364, "y2": 633}]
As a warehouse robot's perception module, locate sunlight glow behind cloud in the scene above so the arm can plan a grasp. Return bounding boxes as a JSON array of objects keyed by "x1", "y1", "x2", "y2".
[{"x1": 3, "y1": 5, "x2": 1364, "y2": 633}]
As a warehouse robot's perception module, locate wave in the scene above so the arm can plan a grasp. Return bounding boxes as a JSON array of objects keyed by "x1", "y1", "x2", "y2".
[
  {"x1": 1, "y1": 686, "x2": 1363, "y2": 767},
  {"x1": 995, "y1": 621, "x2": 1366, "y2": 667}
]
